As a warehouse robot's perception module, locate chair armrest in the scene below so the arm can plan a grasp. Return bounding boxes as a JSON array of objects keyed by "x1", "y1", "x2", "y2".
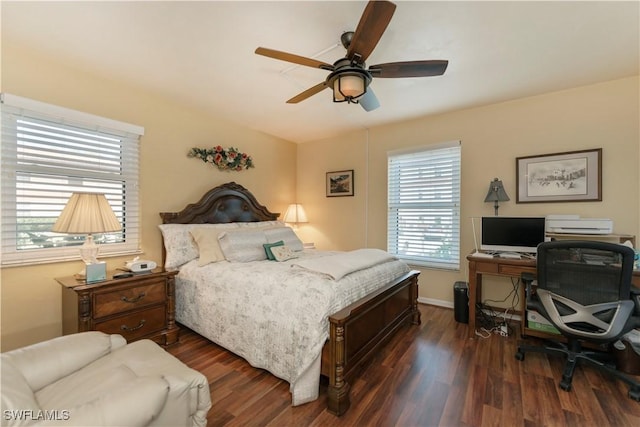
[
  {"x1": 521, "y1": 272, "x2": 547, "y2": 314},
  {"x1": 34, "y1": 376, "x2": 169, "y2": 427},
  {"x1": 521, "y1": 272, "x2": 536, "y2": 297},
  {"x1": 631, "y1": 285, "x2": 640, "y2": 316},
  {"x1": 3, "y1": 332, "x2": 127, "y2": 392}
]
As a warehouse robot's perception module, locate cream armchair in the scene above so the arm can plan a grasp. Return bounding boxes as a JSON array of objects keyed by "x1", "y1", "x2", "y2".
[{"x1": 1, "y1": 332, "x2": 211, "y2": 427}]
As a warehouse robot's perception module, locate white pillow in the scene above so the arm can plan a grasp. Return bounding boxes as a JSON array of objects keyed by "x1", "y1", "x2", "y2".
[
  {"x1": 218, "y1": 229, "x2": 268, "y2": 262},
  {"x1": 158, "y1": 223, "x2": 239, "y2": 268},
  {"x1": 264, "y1": 227, "x2": 304, "y2": 252},
  {"x1": 236, "y1": 220, "x2": 285, "y2": 229}
]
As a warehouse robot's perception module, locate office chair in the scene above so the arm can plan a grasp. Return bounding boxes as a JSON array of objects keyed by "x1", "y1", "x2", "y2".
[{"x1": 515, "y1": 240, "x2": 640, "y2": 401}]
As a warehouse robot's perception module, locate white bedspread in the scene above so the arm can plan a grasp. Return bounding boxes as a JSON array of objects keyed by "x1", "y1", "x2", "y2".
[{"x1": 174, "y1": 249, "x2": 411, "y2": 405}]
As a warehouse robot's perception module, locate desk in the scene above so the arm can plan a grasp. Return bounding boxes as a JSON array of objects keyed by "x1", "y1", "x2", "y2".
[{"x1": 466, "y1": 253, "x2": 640, "y2": 340}]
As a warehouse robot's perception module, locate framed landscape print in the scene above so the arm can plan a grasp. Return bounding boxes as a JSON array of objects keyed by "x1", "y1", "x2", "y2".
[
  {"x1": 516, "y1": 148, "x2": 602, "y2": 203},
  {"x1": 326, "y1": 170, "x2": 354, "y2": 197}
]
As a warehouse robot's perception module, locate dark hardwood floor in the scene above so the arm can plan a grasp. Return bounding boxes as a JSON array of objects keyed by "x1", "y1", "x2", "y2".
[{"x1": 167, "y1": 304, "x2": 640, "y2": 426}]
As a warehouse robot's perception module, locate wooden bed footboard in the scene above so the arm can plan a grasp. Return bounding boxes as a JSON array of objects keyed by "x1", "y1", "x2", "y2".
[{"x1": 322, "y1": 270, "x2": 421, "y2": 415}]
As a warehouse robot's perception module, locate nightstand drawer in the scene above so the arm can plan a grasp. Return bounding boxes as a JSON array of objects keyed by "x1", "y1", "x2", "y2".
[
  {"x1": 94, "y1": 282, "x2": 166, "y2": 318},
  {"x1": 95, "y1": 305, "x2": 167, "y2": 342}
]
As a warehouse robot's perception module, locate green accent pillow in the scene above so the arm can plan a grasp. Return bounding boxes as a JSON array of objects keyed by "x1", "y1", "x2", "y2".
[{"x1": 263, "y1": 240, "x2": 285, "y2": 260}]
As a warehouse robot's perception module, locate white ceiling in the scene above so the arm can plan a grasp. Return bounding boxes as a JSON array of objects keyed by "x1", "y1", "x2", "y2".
[{"x1": 2, "y1": 1, "x2": 639, "y2": 143}]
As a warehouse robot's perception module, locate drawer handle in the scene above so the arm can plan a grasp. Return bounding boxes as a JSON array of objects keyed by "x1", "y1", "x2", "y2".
[
  {"x1": 121, "y1": 319, "x2": 146, "y2": 332},
  {"x1": 120, "y1": 292, "x2": 146, "y2": 304}
]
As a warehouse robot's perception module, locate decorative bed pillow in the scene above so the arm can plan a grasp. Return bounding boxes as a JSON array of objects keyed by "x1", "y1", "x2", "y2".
[
  {"x1": 271, "y1": 245, "x2": 298, "y2": 262},
  {"x1": 218, "y1": 229, "x2": 269, "y2": 262},
  {"x1": 264, "y1": 227, "x2": 304, "y2": 252},
  {"x1": 158, "y1": 223, "x2": 239, "y2": 269},
  {"x1": 263, "y1": 240, "x2": 285, "y2": 260},
  {"x1": 190, "y1": 227, "x2": 229, "y2": 266}
]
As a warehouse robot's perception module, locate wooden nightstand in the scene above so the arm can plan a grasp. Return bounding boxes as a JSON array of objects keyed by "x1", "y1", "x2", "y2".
[{"x1": 56, "y1": 268, "x2": 179, "y2": 346}]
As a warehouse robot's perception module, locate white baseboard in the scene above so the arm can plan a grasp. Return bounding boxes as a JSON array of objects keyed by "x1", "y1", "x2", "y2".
[{"x1": 418, "y1": 297, "x2": 453, "y2": 309}]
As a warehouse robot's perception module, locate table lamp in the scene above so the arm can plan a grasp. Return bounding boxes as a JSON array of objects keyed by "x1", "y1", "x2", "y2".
[
  {"x1": 52, "y1": 192, "x2": 122, "y2": 281},
  {"x1": 484, "y1": 178, "x2": 510, "y2": 216},
  {"x1": 283, "y1": 203, "x2": 308, "y2": 228}
]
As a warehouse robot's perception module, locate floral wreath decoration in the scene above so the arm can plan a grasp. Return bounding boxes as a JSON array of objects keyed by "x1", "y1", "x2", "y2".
[{"x1": 188, "y1": 146, "x2": 254, "y2": 171}]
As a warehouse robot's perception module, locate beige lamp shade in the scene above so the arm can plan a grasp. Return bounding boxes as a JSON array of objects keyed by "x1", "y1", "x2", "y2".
[
  {"x1": 52, "y1": 192, "x2": 121, "y2": 264},
  {"x1": 52, "y1": 192, "x2": 122, "y2": 234},
  {"x1": 283, "y1": 204, "x2": 308, "y2": 224}
]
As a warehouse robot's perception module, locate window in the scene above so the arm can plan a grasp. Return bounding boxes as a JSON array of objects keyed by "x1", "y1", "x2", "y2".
[
  {"x1": 1, "y1": 94, "x2": 143, "y2": 266},
  {"x1": 387, "y1": 141, "x2": 461, "y2": 270}
]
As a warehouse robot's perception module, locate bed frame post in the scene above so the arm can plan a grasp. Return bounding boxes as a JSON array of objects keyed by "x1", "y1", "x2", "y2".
[
  {"x1": 410, "y1": 275, "x2": 421, "y2": 326},
  {"x1": 327, "y1": 323, "x2": 351, "y2": 415}
]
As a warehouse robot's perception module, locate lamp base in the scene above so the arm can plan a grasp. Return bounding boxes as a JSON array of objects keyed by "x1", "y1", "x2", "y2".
[{"x1": 79, "y1": 234, "x2": 99, "y2": 264}]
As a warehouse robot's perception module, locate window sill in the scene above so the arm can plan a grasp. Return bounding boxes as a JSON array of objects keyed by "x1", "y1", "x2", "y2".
[{"x1": 1, "y1": 249, "x2": 143, "y2": 268}]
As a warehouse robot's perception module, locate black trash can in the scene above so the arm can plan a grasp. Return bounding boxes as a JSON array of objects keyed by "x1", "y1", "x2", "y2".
[{"x1": 454, "y1": 281, "x2": 469, "y2": 324}]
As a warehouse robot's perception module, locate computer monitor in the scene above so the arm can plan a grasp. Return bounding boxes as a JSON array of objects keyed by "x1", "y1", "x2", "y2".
[{"x1": 481, "y1": 216, "x2": 546, "y2": 254}]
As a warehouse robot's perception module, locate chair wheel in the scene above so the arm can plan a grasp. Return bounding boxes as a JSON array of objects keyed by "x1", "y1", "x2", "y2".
[
  {"x1": 515, "y1": 351, "x2": 524, "y2": 361},
  {"x1": 560, "y1": 380, "x2": 572, "y2": 392}
]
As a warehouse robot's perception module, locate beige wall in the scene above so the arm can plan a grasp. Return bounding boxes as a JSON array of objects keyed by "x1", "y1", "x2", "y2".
[
  {"x1": 297, "y1": 76, "x2": 640, "y2": 305},
  {"x1": 1, "y1": 39, "x2": 638, "y2": 350},
  {"x1": 0, "y1": 43, "x2": 297, "y2": 351}
]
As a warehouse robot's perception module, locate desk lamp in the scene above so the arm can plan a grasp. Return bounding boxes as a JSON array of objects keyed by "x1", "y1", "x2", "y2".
[
  {"x1": 52, "y1": 192, "x2": 121, "y2": 281},
  {"x1": 484, "y1": 178, "x2": 510, "y2": 216}
]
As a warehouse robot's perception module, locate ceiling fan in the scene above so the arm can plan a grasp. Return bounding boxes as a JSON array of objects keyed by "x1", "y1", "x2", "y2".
[{"x1": 255, "y1": 0, "x2": 448, "y2": 111}]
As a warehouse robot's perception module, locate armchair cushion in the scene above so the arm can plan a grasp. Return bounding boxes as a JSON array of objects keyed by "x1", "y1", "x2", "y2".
[
  {"x1": 36, "y1": 364, "x2": 137, "y2": 411},
  {"x1": 53, "y1": 376, "x2": 170, "y2": 427},
  {"x1": 0, "y1": 359, "x2": 41, "y2": 422},
  {"x1": 3, "y1": 332, "x2": 126, "y2": 392},
  {"x1": 96, "y1": 339, "x2": 210, "y2": 426},
  {"x1": 1, "y1": 332, "x2": 211, "y2": 427}
]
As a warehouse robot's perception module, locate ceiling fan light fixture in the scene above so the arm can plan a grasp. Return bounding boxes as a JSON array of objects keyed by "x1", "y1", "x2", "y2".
[
  {"x1": 255, "y1": 1, "x2": 448, "y2": 109},
  {"x1": 334, "y1": 73, "x2": 366, "y2": 102}
]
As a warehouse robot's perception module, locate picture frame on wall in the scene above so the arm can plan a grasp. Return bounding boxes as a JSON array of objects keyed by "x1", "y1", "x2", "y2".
[
  {"x1": 516, "y1": 148, "x2": 602, "y2": 203},
  {"x1": 326, "y1": 170, "x2": 354, "y2": 197}
]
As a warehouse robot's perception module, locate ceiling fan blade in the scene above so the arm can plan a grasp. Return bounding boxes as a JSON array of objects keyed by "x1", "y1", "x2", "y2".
[
  {"x1": 369, "y1": 60, "x2": 449, "y2": 78},
  {"x1": 286, "y1": 82, "x2": 329, "y2": 104},
  {"x1": 359, "y1": 89, "x2": 380, "y2": 112},
  {"x1": 255, "y1": 47, "x2": 334, "y2": 71},
  {"x1": 347, "y1": 0, "x2": 396, "y2": 63}
]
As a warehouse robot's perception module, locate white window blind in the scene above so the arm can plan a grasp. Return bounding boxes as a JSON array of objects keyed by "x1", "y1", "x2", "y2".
[
  {"x1": 1, "y1": 94, "x2": 144, "y2": 266},
  {"x1": 388, "y1": 141, "x2": 461, "y2": 270}
]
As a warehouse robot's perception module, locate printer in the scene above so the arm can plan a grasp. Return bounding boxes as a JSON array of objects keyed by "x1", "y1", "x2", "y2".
[{"x1": 546, "y1": 215, "x2": 613, "y2": 235}]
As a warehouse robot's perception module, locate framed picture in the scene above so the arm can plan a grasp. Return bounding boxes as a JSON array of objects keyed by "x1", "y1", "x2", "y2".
[
  {"x1": 516, "y1": 148, "x2": 602, "y2": 203},
  {"x1": 326, "y1": 170, "x2": 354, "y2": 197}
]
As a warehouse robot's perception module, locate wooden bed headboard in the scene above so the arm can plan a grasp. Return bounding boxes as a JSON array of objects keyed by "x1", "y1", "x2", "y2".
[{"x1": 160, "y1": 182, "x2": 279, "y2": 225}]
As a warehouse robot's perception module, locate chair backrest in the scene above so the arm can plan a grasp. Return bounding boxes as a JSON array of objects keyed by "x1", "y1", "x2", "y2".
[{"x1": 535, "y1": 240, "x2": 636, "y2": 340}]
